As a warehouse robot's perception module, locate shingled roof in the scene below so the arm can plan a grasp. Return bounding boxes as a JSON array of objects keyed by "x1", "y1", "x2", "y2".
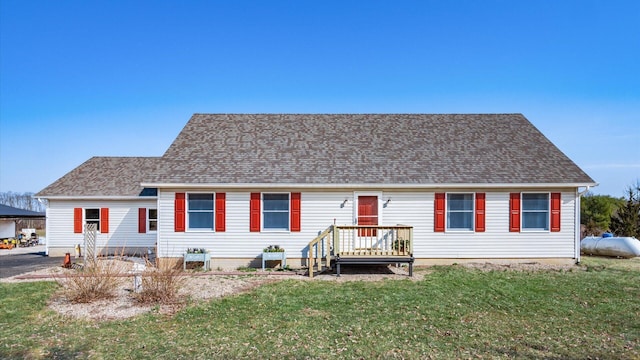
[
  {"x1": 37, "y1": 114, "x2": 595, "y2": 197},
  {"x1": 37, "y1": 157, "x2": 160, "y2": 197},
  {"x1": 148, "y1": 113, "x2": 594, "y2": 186}
]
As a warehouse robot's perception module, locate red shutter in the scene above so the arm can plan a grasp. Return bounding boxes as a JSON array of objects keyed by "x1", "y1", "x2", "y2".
[
  {"x1": 138, "y1": 208, "x2": 147, "y2": 233},
  {"x1": 175, "y1": 193, "x2": 185, "y2": 232},
  {"x1": 475, "y1": 193, "x2": 486, "y2": 232},
  {"x1": 215, "y1": 193, "x2": 226, "y2": 232},
  {"x1": 434, "y1": 193, "x2": 445, "y2": 232},
  {"x1": 509, "y1": 193, "x2": 520, "y2": 232},
  {"x1": 550, "y1": 192, "x2": 561, "y2": 232},
  {"x1": 250, "y1": 193, "x2": 261, "y2": 232},
  {"x1": 100, "y1": 208, "x2": 109, "y2": 233},
  {"x1": 74, "y1": 208, "x2": 83, "y2": 233},
  {"x1": 290, "y1": 192, "x2": 301, "y2": 232}
]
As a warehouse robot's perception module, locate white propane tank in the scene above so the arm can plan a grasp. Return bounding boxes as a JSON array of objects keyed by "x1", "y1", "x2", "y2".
[{"x1": 581, "y1": 233, "x2": 640, "y2": 258}]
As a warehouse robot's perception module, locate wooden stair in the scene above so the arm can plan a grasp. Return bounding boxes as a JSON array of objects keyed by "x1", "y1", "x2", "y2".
[{"x1": 307, "y1": 226, "x2": 333, "y2": 278}]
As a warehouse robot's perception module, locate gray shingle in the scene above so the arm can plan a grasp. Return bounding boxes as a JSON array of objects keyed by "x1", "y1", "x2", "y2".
[
  {"x1": 37, "y1": 157, "x2": 160, "y2": 197},
  {"x1": 150, "y1": 114, "x2": 594, "y2": 185},
  {"x1": 37, "y1": 114, "x2": 595, "y2": 197}
]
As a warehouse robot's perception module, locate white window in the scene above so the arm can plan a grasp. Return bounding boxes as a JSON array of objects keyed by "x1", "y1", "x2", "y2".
[
  {"x1": 522, "y1": 193, "x2": 549, "y2": 231},
  {"x1": 263, "y1": 193, "x2": 289, "y2": 231},
  {"x1": 85, "y1": 208, "x2": 100, "y2": 231},
  {"x1": 446, "y1": 193, "x2": 474, "y2": 230},
  {"x1": 148, "y1": 208, "x2": 158, "y2": 232},
  {"x1": 187, "y1": 193, "x2": 214, "y2": 230}
]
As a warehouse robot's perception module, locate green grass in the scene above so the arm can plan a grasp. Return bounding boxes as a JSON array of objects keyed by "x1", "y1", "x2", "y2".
[{"x1": 1, "y1": 257, "x2": 639, "y2": 359}]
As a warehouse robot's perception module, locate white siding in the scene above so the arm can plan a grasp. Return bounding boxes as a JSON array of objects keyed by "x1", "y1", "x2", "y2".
[
  {"x1": 158, "y1": 190, "x2": 354, "y2": 258},
  {"x1": 47, "y1": 199, "x2": 158, "y2": 254},
  {"x1": 384, "y1": 190, "x2": 576, "y2": 258},
  {"x1": 158, "y1": 189, "x2": 578, "y2": 260}
]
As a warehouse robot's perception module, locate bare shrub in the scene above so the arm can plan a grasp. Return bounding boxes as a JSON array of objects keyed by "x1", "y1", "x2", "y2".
[
  {"x1": 56, "y1": 259, "x2": 128, "y2": 303},
  {"x1": 133, "y1": 261, "x2": 184, "y2": 305}
]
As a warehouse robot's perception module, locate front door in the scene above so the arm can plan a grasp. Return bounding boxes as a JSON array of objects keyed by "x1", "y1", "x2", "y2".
[{"x1": 358, "y1": 195, "x2": 378, "y2": 237}]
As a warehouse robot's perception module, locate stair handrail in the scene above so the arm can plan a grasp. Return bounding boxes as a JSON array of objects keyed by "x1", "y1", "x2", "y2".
[{"x1": 308, "y1": 226, "x2": 333, "y2": 278}]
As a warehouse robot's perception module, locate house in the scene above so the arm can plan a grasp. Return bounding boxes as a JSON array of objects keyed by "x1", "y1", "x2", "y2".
[{"x1": 36, "y1": 114, "x2": 596, "y2": 272}]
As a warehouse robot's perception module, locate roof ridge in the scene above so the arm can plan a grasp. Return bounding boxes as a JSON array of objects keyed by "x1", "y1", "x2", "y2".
[
  {"x1": 88, "y1": 156, "x2": 160, "y2": 159},
  {"x1": 191, "y1": 113, "x2": 525, "y2": 116}
]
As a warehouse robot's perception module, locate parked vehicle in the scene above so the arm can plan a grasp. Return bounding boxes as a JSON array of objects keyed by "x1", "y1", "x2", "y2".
[{"x1": 17, "y1": 232, "x2": 39, "y2": 247}]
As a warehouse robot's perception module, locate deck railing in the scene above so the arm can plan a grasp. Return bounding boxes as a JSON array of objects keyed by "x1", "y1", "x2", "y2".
[
  {"x1": 307, "y1": 225, "x2": 413, "y2": 277},
  {"x1": 333, "y1": 225, "x2": 413, "y2": 257}
]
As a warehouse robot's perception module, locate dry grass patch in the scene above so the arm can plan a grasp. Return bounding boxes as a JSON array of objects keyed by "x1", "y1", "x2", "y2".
[
  {"x1": 133, "y1": 261, "x2": 184, "y2": 305},
  {"x1": 55, "y1": 259, "x2": 129, "y2": 303}
]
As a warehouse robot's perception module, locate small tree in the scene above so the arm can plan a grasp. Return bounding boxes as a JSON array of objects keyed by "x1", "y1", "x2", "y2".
[
  {"x1": 581, "y1": 192, "x2": 623, "y2": 236},
  {"x1": 610, "y1": 181, "x2": 640, "y2": 238}
]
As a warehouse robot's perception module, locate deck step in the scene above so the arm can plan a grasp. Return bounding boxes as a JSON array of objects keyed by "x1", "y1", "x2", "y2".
[{"x1": 308, "y1": 259, "x2": 332, "y2": 277}]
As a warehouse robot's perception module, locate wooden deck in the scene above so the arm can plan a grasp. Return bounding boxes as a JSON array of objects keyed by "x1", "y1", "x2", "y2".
[{"x1": 307, "y1": 225, "x2": 413, "y2": 278}]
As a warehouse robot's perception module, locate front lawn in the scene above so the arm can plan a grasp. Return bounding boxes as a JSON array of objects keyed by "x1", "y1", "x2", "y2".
[{"x1": 1, "y1": 257, "x2": 638, "y2": 359}]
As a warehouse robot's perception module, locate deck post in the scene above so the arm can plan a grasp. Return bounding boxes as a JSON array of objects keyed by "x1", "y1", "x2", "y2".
[
  {"x1": 309, "y1": 243, "x2": 314, "y2": 278},
  {"x1": 325, "y1": 226, "x2": 332, "y2": 270},
  {"x1": 409, "y1": 227, "x2": 414, "y2": 255},
  {"x1": 333, "y1": 225, "x2": 340, "y2": 257}
]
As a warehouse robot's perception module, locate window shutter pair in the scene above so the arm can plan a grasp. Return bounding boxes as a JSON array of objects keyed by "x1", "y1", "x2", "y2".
[
  {"x1": 174, "y1": 193, "x2": 226, "y2": 232},
  {"x1": 73, "y1": 208, "x2": 109, "y2": 233},
  {"x1": 509, "y1": 192, "x2": 561, "y2": 232},
  {"x1": 434, "y1": 193, "x2": 485, "y2": 232},
  {"x1": 250, "y1": 192, "x2": 301, "y2": 232}
]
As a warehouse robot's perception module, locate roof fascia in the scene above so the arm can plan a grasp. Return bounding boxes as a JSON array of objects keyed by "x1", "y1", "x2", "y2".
[
  {"x1": 142, "y1": 182, "x2": 598, "y2": 190},
  {"x1": 37, "y1": 196, "x2": 158, "y2": 200}
]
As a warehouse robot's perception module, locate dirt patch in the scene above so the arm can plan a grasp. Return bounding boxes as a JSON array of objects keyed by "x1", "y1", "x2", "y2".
[
  {"x1": 47, "y1": 273, "x2": 275, "y2": 321},
  {"x1": 456, "y1": 262, "x2": 577, "y2": 272}
]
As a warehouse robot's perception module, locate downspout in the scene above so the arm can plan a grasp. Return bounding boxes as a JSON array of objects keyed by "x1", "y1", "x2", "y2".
[{"x1": 574, "y1": 186, "x2": 591, "y2": 264}]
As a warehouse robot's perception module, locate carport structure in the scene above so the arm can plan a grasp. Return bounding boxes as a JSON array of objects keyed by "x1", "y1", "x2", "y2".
[{"x1": 0, "y1": 204, "x2": 45, "y2": 241}]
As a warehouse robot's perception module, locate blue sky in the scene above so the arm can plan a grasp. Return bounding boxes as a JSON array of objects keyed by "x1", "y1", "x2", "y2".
[{"x1": 1, "y1": 0, "x2": 638, "y2": 197}]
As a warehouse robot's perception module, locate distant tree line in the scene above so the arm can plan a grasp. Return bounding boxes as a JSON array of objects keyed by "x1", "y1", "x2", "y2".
[
  {"x1": 581, "y1": 180, "x2": 640, "y2": 239},
  {"x1": 0, "y1": 191, "x2": 47, "y2": 212}
]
